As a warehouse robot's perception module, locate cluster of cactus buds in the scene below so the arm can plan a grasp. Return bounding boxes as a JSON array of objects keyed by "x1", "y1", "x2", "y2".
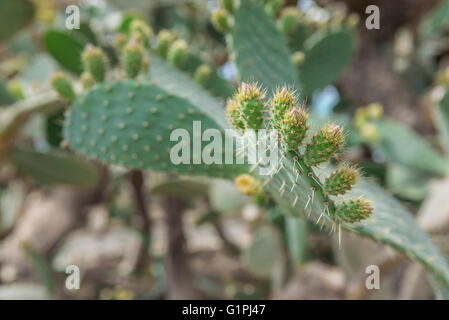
[{"x1": 228, "y1": 84, "x2": 373, "y2": 226}]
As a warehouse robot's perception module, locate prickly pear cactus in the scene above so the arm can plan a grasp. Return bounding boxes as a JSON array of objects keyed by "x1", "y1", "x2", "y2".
[{"x1": 227, "y1": 81, "x2": 449, "y2": 291}]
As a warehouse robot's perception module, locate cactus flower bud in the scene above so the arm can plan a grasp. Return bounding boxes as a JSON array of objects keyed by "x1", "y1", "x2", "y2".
[
  {"x1": 291, "y1": 51, "x2": 305, "y2": 66},
  {"x1": 346, "y1": 13, "x2": 360, "y2": 28},
  {"x1": 236, "y1": 82, "x2": 265, "y2": 130},
  {"x1": 80, "y1": 71, "x2": 95, "y2": 90},
  {"x1": 226, "y1": 99, "x2": 245, "y2": 130},
  {"x1": 335, "y1": 198, "x2": 373, "y2": 223},
  {"x1": 280, "y1": 107, "x2": 308, "y2": 151},
  {"x1": 278, "y1": 7, "x2": 302, "y2": 34},
  {"x1": 365, "y1": 102, "x2": 383, "y2": 120},
  {"x1": 129, "y1": 19, "x2": 153, "y2": 47},
  {"x1": 167, "y1": 39, "x2": 188, "y2": 67},
  {"x1": 114, "y1": 34, "x2": 128, "y2": 53},
  {"x1": 324, "y1": 166, "x2": 358, "y2": 196},
  {"x1": 235, "y1": 174, "x2": 262, "y2": 197},
  {"x1": 157, "y1": 29, "x2": 177, "y2": 58},
  {"x1": 194, "y1": 64, "x2": 211, "y2": 85},
  {"x1": 81, "y1": 44, "x2": 108, "y2": 82},
  {"x1": 211, "y1": 9, "x2": 231, "y2": 33},
  {"x1": 122, "y1": 38, "x2": 145, "y2": 78},
  {"x1": 270, "y1": 87, "x2": 296, "y2": 129},
  {"x1": 303, "y1": 123, "x2": 344, "y2": 166},
  {"x1": 50, "y1": 72, "x2": 76, "y2": 102},
  {"x1": 219, "y1": 0, "x2": 234, "y2": 13}
]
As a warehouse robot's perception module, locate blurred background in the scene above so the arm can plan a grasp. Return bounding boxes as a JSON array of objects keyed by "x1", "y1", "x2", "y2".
[{"x1": 0, "y1": 0, "x2": 449, "y2": 300}]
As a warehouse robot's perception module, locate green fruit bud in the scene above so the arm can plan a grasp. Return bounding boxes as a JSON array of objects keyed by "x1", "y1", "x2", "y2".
[
  {"x1": 324, "y1": 166, "x2": 358, "y2": 196},
  {"x1": 122, "y1": 38, "x2": 145, "y2": 78},
  {"x1": 235, "y1": 174, "x2": 262, "y2": 197},
  {"x1": 278, "y1": 7, "x2": 302, "y2": 34},
  {"x1": 114, "y1": 34, "x2": 128, "y2": 53},
  {"x1": 167, "y1": 39, "x2": 188, "y2": 67},
  {"x1": 219, "y1": 0, "x2": 234, "y2": 13},
  {"x1": 236, "y1": 82, "x2": 265, "y2": 130},
  {"x1": 157, "y1": 29, "x2": 177, "y2": 58},
  {"x1": 291, "y1": 51, "x2": 305, "y2": 66},
  {"x1": 270, "y1": 87, "x2": 296, "y2": 130},
  {"x1": 80, "y1": 72, "x2": 95, "y2": 90},
  {"x1": 334, "y1": 198, "x2": 373, "y2": 223},
  {"x1": 194, "y1": 64, "x2": 211, "y2": 85},
  {"x1": 346, "y1": 13, "x2": 360, "y2": 28},
  {"x1": 226, "y1": 99, "x2": 245, "y2": 130},
  {"x1": 129, "y1": 19, "x2": 153, "y2": 47},
  {"x1": 265, "y1": 0, "x2": 285, "y2": 16},
  {"x1": 280, "y1": 107, "x2": 308, "y2": 151},
  {"x1": 303, "y1": 123, "x2": 345, "y2": 167},
  {"x1": 50, "y1": 72, "x2": 76, "y2": 102},
  {"x1": 81, "y1": 44, "x2": 108, "y2": 83},
  {"x1": 211, "y1": 9, "x2": 230, "y2": 33}
]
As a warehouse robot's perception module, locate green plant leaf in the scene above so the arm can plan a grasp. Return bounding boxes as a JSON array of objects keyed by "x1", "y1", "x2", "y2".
[
  {"x1": 0, "y1": 91, "x2": 62, "y2": 154},
  {"x1": 44, "y1": 30, "x2": 87, "y2": 75}
]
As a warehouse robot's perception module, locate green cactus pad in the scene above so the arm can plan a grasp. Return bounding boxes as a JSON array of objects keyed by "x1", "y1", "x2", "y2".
[
  {"x1": 231, "y1": 0, "x2": 298, "y2": 94},
  {"x1": 299, "y1": 27, "x2": 355, "y2": 95},
  {"x1": 371, "y1": 119, "x2": 449, "y2": 177},
  {"x1": 64, "y1": 80, "x2": 244, "y2": 178}
]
